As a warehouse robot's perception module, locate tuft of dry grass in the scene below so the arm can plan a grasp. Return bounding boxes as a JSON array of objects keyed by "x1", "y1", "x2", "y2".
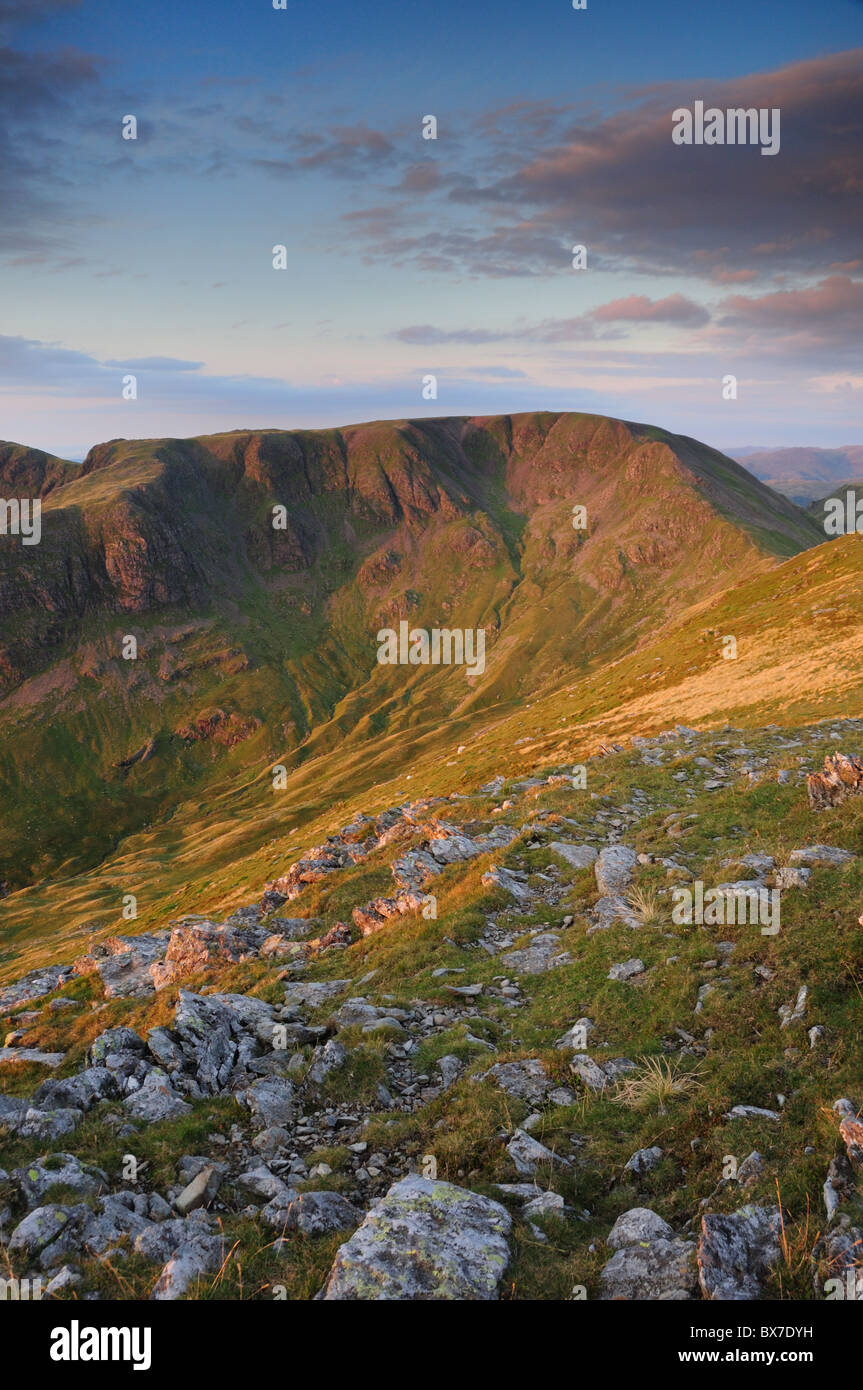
[
  {"x1": 615, "y1": 1056, "x2": 703, "y2": 1115},
  {"x1": 626, "y1": 885, "x2": 664, "y2": 927}
]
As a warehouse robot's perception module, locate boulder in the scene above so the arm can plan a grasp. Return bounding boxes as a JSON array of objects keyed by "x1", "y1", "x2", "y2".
[
  {"x1": 150, "y1": 919, "x2": 263, "y2": 991},
  {"x1": 787, "y1": 844, "x2": 855, "y2": 868},
  {"x1": 32, "y1": 1066, "x2": 119, "y2": 1112},
  {"x1": 506, "y1": 1128, "x2": 572, "y2": 1175},
  {"x1": 236, "y1": 1076, "x2": 295, "y2": 1129},
  {"x1": 12, "y1": 1154, "x2": 108, "y2": 1209},
  {"x1": 481, "y1": 866, "x2": 534, "y2": 903},
  {"x1": 481, "y1": 1059, "x2": 551, "y2": 1106},
  {"x1": 0, "y1": 964, "x2": 75, "y2": 1013},
  {"x1": 500, "y1": 933, "x2": 571, "y2": 976},
  {"x1": 151, "y1": 1228, "x2": 225, "y2": 1301},
  {"x1": 807, "y1": 754, "x2": 863, "y2": 812},
  {"x1": 549, "y1": 842, "x2": 598, "y2": 871},
  {"x1": 595, "y1": 846, "x2": 638, "y2": 896},
  {"x1": 306, "y1": 1040, "x2": 347, "y2": 1086},
  {"x1": 623, "y1": 1146, "x2": 664, "y2": 1177},
  {"x1": 319, "y1": 1176, "x2": 512, "y2": 1300},
  {"x1": 600, "y1": 1213, "x2": 698, "y2": 1301},
  {"x1": 123, "y1": 1071, "x2": 192, "y2": 1124},
  {"x1": 276, "y1": 1191, "x2": 362, "y2": 1236},
  {"x1": 697, "y1": 1204, "x2": 782, "y2": 1300},
  {"x1": 608, "y1": 958, "x2": 645, "y2": 982}
]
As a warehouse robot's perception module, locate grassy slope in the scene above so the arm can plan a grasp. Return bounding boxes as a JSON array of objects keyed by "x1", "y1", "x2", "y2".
[
  {"x1": 2, "y1": 716, "x2": 861, "y2": 1299},
  {"x1": 0, "y1": 527, "x2": 859, "y2": 984}
]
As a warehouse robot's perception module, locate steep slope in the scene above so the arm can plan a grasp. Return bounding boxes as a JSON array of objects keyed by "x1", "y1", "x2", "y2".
[{"x1": 808, "y1": 481, "x2": 863, "y2": 528}]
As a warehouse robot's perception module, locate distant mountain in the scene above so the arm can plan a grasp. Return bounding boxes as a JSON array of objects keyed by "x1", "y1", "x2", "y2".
[{"x1": 728, "y1": 445, "x2": 863, "y2": 503}]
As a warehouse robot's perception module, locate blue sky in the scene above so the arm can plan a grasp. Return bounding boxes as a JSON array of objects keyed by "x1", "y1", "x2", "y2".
[{"x1": 2, "y1": 0, "x2": 862, "y2": 456}]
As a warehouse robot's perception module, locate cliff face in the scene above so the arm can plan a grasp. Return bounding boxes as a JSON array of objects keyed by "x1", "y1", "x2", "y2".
[{"x1": 0, "y1": 413, "x2": 821, "y2": 687}]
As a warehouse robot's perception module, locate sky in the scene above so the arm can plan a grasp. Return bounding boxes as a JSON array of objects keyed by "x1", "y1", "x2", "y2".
[{"x1": 1, "y1": 0, "x2": 862, "y2": 458}]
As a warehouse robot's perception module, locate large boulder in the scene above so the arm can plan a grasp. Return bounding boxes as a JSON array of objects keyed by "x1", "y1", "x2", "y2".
[
  {"x1": 319, "y1": 1176, "x2": 512, "y2": 1300},
  {"x1": 123, "y1": 1071, "x2": 192, "y2": 1124},
  {"x1": 235, "y1": 1076, "x2": 295, "y2": 1129},
  {"x1": 32, "y1": 1066, "x2": 119, "y2": 1112},
  {"x1": 12, "y1": 1154, "x2": 108, "y2": 1209},
  {"x1": 169, "y1": 990, "x2": 274, "y2": 1093},
  {"x1": 74, "y1": 933, "x2": 169, "y2": 998},
  {"x1": 807, "y1": 754, "x2": 863, "y2": 812},
  {"x1": 0, "y1": 964, "x2": 75, "y2": 1013}
]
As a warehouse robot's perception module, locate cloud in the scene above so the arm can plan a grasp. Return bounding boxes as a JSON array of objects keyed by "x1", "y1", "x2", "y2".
[
  {"x1": 253, "y1": 123, "x2": 396, "y2": 179},
  {"x1": 0, "y1": 334, "x2": 282, "y2": 402},
  {"x1": 0, "y1": 0, "x2": 80, "y2": 33},
  {"x1": 397, "y1": 162, "x2": 441, "y2": 193},
  {"x1": 466, "y1": 366, "x2": 527, "y2": 379},
  {"x1": 718, "y1": 274, "x2": 863, "y2": 343},
  {"x1": 395, "y1": 325, "x2": 509, "y2": 345},
  {"x1": 591, "y1": 293, "x2": 709, "y2": 325},
  {"x1": 104, "y1": 357, "x2": 206, "y2": 372},
  {"x1": 0, "y1": 39, "x2": 101, "y2": 254},
  {"x1": 708, "y1": 267, "x2": 759, "y2": 284},
  {"x1": 393, "y1": 295, "x2": 711, "y2": 347},
  {"x1": 338, "y1": 50, "x2": 863, "y2": 284}
]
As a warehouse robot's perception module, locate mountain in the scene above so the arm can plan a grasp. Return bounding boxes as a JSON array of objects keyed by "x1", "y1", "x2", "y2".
[
  {"x1": 730, "y1": 445, "x2": 863, "y2": 504},
  {"x1": 0, "y1": 412, "x2": 822, "y2": 901}
]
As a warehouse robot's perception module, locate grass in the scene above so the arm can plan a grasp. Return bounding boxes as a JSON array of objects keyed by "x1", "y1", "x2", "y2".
[
  {"x1": 615, "y1": 1056, "x2": 704, "y2": 1115},
  {"x1": 626, "y1": 885, "x2": 664, "y2": 927}
]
